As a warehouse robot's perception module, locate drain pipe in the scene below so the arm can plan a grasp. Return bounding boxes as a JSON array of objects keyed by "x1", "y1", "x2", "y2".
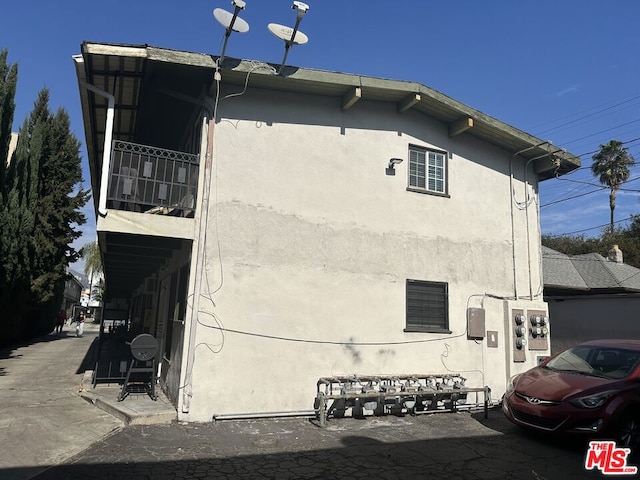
[
  {"x1": 509, "y1": 142, "x2": 548, "y2": 299},
  {"x1": 74, "y1": 56, "x2": 115, "y2": 218}
]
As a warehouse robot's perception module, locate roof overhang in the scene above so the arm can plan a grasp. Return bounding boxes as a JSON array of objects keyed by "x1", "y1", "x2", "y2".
[{"x1": 75, "y1": 42, "x2": 580, "y2": 199}]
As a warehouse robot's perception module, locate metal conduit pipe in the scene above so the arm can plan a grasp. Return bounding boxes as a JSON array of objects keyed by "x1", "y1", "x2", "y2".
[
  {"x1": 509, "y1": 142, "x2": 548, "y2": 299},
  {"x1": 520, "y1": 148, "x2": 565, "y2": 300},
  {"x1": 181, "y1": 113, "x2": 215, "y2": 415},
  {"x1": 212, "y1": 410, "x2": 317, "y2": 421}
]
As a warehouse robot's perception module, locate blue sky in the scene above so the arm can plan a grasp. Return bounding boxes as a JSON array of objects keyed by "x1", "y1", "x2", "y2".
[{"x1": 3, "y1": 0, "x2": 640, "y2": 269}]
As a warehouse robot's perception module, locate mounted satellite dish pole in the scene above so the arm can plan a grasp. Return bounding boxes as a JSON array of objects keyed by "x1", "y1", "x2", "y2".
[
  {"x1": 268, "y1": 1, "x2": 310, "y2": 75},
  {"x1": 213, "y1": 0, "x2": 250, "y2": 67}
]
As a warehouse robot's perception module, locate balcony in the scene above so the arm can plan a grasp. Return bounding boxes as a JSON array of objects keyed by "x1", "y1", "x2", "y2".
[{"x1": 107, "y1": 141, "x2": 199, "y2": 217}]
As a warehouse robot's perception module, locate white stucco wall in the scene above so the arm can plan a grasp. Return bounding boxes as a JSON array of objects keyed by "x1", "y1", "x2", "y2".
[{"x1": 177, "y1": 88, "x2": 548, "y2": 421}]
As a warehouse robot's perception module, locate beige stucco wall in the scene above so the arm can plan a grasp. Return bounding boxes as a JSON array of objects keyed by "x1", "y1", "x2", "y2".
[{"x1": 176, "y1": 88, "x2": 549, "y2": 422}]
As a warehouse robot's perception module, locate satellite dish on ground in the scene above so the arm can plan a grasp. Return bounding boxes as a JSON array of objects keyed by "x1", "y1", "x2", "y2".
[
  {"x1": 269, "y1": 2, "x2": 311, "y2": 74},
  {"x1": 213, "y1": 0, "x2": 250, "y2": 66}
]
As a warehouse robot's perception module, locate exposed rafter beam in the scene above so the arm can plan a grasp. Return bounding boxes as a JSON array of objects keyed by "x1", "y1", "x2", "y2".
[
  {"x1": 449, "y1": 116, "x2": 474, "y2": 137},
  {"x1": 341, "y1": 87, "x2": 361, "y2": 111},
  {"x1": 398, "y1": 93, "x2": 421, "y2": 113}
]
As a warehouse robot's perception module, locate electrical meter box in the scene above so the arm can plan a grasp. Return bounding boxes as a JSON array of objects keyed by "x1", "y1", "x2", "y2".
[
  {"x1": 527, "y1": 309, "x2": 549, "y2": 351},
  {"x1": 512, "y1": 308, "x2": 526, "y2": 363}
]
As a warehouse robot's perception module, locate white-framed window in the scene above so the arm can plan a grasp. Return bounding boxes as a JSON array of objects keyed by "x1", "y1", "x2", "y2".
[
  {"x1": 408, "y1": 145, "x2": 447, "y2": 195},
  {"x1": 405, "y1": 279, "x2": 450, "y2": 333}
]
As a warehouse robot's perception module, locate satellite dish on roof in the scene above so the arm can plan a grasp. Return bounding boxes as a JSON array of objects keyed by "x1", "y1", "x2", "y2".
[
  {"x1": 268, "y1": 23, "x2": 308, "y2": 45},
  {"x1": 213, "y1": 0, "x2": 250, "y2": 67},
  {"x1": 214, "y1": 8, "x2": 250, "y2": 33},
  {"x1": 270, "y1": 1, "x2": 310, "y2": 75}
]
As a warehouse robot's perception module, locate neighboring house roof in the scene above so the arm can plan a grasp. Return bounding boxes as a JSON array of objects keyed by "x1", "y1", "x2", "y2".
[{"x1": 543, "y1": 246, "x2": 640, "y2": 293}]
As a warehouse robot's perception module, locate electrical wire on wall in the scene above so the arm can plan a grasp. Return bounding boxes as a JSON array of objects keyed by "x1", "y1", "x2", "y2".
[
  {"x1": 194, "y1": 293, "x2": 503, "y2": 366},
  {"x1": 181, "y1": 60, "x2": 279, "y2": 402},
  {"x1": 439, "y1": 343, "x2": 485, "y2": 391},
  {"x1": 180, "y1": 65, "x2": 222, "y2": 410},
  {"x1": 190, "y1": 291, "x2": 530, "y2": 405}
]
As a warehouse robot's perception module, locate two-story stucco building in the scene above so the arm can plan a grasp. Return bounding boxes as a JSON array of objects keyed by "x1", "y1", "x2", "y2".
[{"x1": 74, "y1": 41, "x2": 580, "y2": 422}]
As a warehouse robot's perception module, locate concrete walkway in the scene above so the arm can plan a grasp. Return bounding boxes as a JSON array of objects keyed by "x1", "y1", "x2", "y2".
[{"x1": 0, "y1": 321, "x2": 168, "y2": 480}]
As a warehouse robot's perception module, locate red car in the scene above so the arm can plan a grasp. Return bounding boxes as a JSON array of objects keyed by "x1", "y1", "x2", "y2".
[{"x1": 502, "y1": 339, "x2": 640, "y2": 447}]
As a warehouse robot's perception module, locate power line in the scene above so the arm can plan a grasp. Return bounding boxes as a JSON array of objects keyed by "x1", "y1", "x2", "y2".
[
  {"x1": 534, "y1": 94, "x2": 640, "y2": 137},
  {"x1": 527, "y1": 91, "x2": 640, "y2": 133},
  {"x1": 529, "y1": 97, "x2": 640, "y2": 237},
  {"x1": 540, "y1": 187, "x2": 606, "y2": 208},
  {"x1": 544, "y1": 215, "x2": 635, "y2": 237},
  {"x1": 559, "y1": 118, "x2": 640, "y2": 148},
  {"x1": 539, "y1": 137, "x2": 640, "y2": 205}
]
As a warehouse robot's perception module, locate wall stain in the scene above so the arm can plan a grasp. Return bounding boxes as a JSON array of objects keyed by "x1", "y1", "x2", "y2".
[{"x1": 343, "y1": 338, "x2": 362, "y2": 364}]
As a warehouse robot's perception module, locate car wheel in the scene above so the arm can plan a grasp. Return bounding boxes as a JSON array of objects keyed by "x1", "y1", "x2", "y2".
[{"x1": 617, "y1": 412, "x2": 640, "y2": 448}]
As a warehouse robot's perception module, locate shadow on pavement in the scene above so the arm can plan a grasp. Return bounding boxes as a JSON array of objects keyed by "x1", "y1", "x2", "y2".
[
  {"x1": 0, "y1": 331, "x2": 74, "y2": 377},
  {"x1": 75, "y1": 337, "x2": 99, "y2": 375},
  {"x1": 22, "y1": 414, "x2": 618, "y2": 480}
]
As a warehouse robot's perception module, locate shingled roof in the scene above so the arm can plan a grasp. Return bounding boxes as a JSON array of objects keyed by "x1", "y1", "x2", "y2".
[{"x1": 543, "y1": 246, "x2": 640, "y2": 294}]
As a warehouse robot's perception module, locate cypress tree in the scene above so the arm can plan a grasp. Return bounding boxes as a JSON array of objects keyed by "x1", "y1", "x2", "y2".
[
  {"x1": 0, "y1": 49, "x2": 21, "y2": 343},
  {"x1": 0, "y1": 85, "x2": 89, "y2": 344},
  {"x1": 0, "y1": 123, "x2": 36, "y2": 341},
  {"x1": 27, "y1": 91, "x2": 90, "y2": 334}
]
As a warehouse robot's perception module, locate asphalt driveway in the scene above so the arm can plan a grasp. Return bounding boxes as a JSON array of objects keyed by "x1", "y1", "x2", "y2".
[{"x1": 32, "y1": 408, "x2": 625, "y2": 480}]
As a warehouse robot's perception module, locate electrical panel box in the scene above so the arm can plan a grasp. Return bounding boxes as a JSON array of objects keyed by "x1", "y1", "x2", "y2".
[{"x1": 467, "y1": 308, "x2": 485, "y2": 339}]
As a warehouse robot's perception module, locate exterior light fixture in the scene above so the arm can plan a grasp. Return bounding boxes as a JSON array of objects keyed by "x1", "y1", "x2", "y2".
[{"x1": 386, "y1": 158, "x2": 403, "y2": 175}]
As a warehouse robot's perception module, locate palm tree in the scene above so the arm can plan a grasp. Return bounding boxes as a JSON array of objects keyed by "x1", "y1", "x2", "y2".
[
  {"x1": 81, "y1": 240, "x2": 103, "y2": 303},
  {"x1": 591, "y1": 140, "x2": 635, "y2": 234}
]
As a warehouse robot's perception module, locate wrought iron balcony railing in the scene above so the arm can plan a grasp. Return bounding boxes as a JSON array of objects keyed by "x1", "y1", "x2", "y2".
[{"x1": 107, "y1": 141, "x2": 200, "y2": 217}]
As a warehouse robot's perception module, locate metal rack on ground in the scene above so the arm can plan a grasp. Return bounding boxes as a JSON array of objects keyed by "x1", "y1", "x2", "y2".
[{"x1": 314, "y1": 373, "x2": 490, "y2": 428}]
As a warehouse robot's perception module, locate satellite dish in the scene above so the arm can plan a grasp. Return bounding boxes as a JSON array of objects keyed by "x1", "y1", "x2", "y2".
[
  {"x1": 268, "y1": 23, "x2": 308, "y2": 45},
  {"x1": 214, "y1": 8, "x2": 250, "y2": 33},
  {"x1": 213, "y1": 1, "x2": 250, "y2": 67},
  {"x1": 269, "y1": 2, "x2": 311, "y2": 74}
]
